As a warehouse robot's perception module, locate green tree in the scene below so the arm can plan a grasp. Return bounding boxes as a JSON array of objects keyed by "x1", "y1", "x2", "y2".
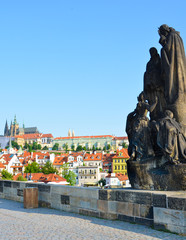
[
  {"x1": 71, "y1": 144, "x2": 75, "y2": 151},
  {"x1": 76, "y1": 145, "x2": 83, "y2": 151},
  {"x1": 122, "y1": 142, "x2": 128, "y2": 149},
  {"x1": 17, "y1": 175, "x2": 27, "y2": 181},
  {"x1": 98, "y1": 178, "x2": 106, "y2": 187},
  {"x1": 107, "y1": 144, "x2": 111, "y2": 150},
  {"x1": 92, "y1": 145, "x2": 96, "y2": 151},
  {"x1": 42, "y1": 146, "x2": 48, "y2": 150},
  {"x1": 66, "y1": 171, "x2": 76, "y2": 186},
  {"x1": 24, "y1": 162, "x2": 41, "y2": 173},
  {"x1": 28, "y1": 145, "x2": 32, "y2": 152},
  {"x1": 52, "y1": 143, "x2": 59, "y2": 150},
  {"x1": 42, "y1": 161, "x2": 58, "y2": 174},
  {"x1": 1, "y1": 170, "x2": 13, "y2": 180},
  {"x1": 63, "y1": 143, "x2": 68, "y2": 152},
  {"x1": 82, "y1": 146, "x2": 87, "y2": 151},
  {"x1": 61, "y1": 163, "x2": 76, "y2": 186},
  {"x1": 61, "y1": 163, "x2": 69, "y2": 176},
  {"x1": 37, "y1": 144, "x2": 42, "y2": 150},
  {"x1": 11, "y1": 141, "x2": 20, "y2": 150},
  {"x1": 32, "y1": 142, "x2": 38, "y2": 150},
  {"x1": 103, "y1": 146, "x2": 106, "y2": 151},
  {"x1": 23, "y1": 142, "x2": 29, "y2": 150}
]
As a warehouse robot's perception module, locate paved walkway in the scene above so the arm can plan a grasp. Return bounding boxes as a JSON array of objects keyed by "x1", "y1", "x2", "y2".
[{"x1": 0, "y1": 198, "x2": 184, "y2": 240}]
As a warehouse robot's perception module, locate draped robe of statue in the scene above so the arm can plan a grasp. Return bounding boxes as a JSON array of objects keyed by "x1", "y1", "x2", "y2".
[
  {"x1": 160, "y1": 27, "x2": 186, "y2": 130},
  {"x1": 155, "y1": 111, "x2": 186, "y2": 163}
]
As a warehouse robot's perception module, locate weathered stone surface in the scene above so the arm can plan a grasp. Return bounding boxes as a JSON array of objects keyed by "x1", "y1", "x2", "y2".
[
  {"x1": 140, "y1": 205, "x2": 153, "y2": 219},
  {"x1": 17, "y1": 189, "x2": 23, "y2": 196},
  {"x1": 118, "y1": 214, "x2": 135, "y2": 223},
  {"x1": 0, "y1": 187, "x2": 3, "y2": 193},
  {"x1": 12, "y1": 182, "x2": 20, "y2": 188},
  {"x1": 61, "y1": 195, "x2": 70, "y2": 205},
  {"x1": 99, "y1": 189, "x2": 116, "y2": 201},
  {"x1": 154, "y1": 207, "x2": 186, "y2": 227},
  {"x1": 116, "y1": 190, "x2": 152, "y2": 205},
  {"x1": 4, "y1": 181, "x2": 11, "y2": 188},
  {"x1": 117, "y1": 202, "x2": 134, "y2": 216},
  {"x1": 38, "y1": 185, "x2": 50, "y2": 193},
  {"x1": 152, "y1": 194, "x2": 167, "y2": 208},
  {"x1": 127, "y1": 160, "x2": 186, "y2": 191},
  {"x1": 39, "y1": 200, "x2": 51, "y2": 208},
  {"x1": 0, "y1": 181, "x2": 4, "y2": 187},
  {"x1": 135, "y1": 217, "x2": 153, "y2": 226},
  {"x1": 133, "y1": 204, "x2": 140, "y2": 217},
  {"x1": 168, "y1": 197, "x2": 186, "y2": 211},
  {"x1": 100, "y1": 212, "x2": 117, "y2": 220},
  {"x1": 79, "y1": 209, "x2": 99, "y2": 218},
  {"x1": 97, "y1": 200, "x2": 108, "y2": 212},
  {"x1": 26, "y1": 183, "x2": 38, "y2": 188}
]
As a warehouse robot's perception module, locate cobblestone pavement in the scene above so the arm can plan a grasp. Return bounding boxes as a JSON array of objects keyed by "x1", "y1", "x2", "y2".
[{"x1": 0, "y1": 198, "x2": 185, "y2": 240}]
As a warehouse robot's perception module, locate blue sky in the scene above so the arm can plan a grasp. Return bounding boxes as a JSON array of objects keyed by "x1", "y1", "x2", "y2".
[{"x1": 0, "y1": 1, "x2": 186, "y2": 137}]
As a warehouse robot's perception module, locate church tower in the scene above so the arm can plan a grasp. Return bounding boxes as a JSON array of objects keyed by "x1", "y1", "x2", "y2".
[
  {"x1": 72, "y1": 130, "x2": 75, "y2": 137},
  {"x1": 10, "y1": 115, "x2": 19, "y2": 136},
  {"x1": 68, "y1": 129, "x2": 72, "y2": 137},
  {"x1": 4, "y1": 120, "x2": 9, "y2": 136}
]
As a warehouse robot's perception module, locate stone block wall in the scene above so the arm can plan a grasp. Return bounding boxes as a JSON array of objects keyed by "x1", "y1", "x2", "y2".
[{"x1": 0, "y1": 180, "x2": 185, "y2": 235}]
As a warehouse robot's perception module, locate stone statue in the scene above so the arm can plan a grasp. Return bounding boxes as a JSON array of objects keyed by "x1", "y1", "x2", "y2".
[
  {"x1": 158, "y1": 24, "x2": 186, "y2": 130},
  {"x1": 126, "y1": 25, "x2": 186, "y2": 190},
  {"x1": 155, "y1": 110, "x2": 186, "y2": 163},
  {"x1": 144, "y1": 47, "x2": 165, "y2": 120},
  {"x1": 126, "y1": 92, "x2": 157, "y2": 161}
]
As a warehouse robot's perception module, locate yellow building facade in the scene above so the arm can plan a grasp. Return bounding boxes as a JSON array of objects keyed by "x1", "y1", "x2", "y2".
[{"x1": 112, "y1": 149, "x2": 129, "y2": 175}]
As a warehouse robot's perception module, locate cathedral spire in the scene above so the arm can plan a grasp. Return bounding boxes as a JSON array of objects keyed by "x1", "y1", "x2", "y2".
[
  {"x1": 68, "y1": 129, "x2": 72, "y2": 137},
  {"x1": 4, "y1": 120, "x2": 9, "y2": 136},
  {"x1": 14, "y1": 115, "x2": 17, "y2": 125}
]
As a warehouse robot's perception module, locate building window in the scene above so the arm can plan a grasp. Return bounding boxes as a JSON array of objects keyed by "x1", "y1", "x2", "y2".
[
  {"x1": 118, "y1": 166, "x2": 120, "y2": 170},
  {"x1": 122, "y1": 166, "x2": 124, "y2": 170},
  {"x1": 115, "y1": 166, "x2": 117, "y2": 170}
]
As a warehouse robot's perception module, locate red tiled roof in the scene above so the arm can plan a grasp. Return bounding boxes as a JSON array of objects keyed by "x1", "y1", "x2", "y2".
[
  {"x1": 112, "y1": 136, "x2": 128, "y2": 140},
  {"x1": 113, "y1": 148, "x2": 129, "y2": 159},
  {"x1": 106, "y1": 173, "x2": 128, "y2": 181},
  {"x1": 41, "y1": 134, "x2": 53, "y2": 138},
  {"x1": 53, "y1": 154, "x2": 68, "y2": 165},
  {"x1": 84, "y1": 152, "x2": 102, "y2": 161},
  {"x1": 54, "y1": 135, "x2": 113, "y2": 140},
  {"x1": 0, "y1": 154, "x2": 15, "y2": 165},
  {"x1": 0, "y1": 162, "x2": 5, "y2": 168},
  {"x1": 14, "y1": 133, "x2": 53, "y2": 139},
  {"x1": 13, "y1": 173, "x2": 67, "y2": 183}
]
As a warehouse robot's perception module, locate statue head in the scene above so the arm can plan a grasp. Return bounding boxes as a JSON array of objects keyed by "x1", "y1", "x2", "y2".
[
  {"x1": 165, "y1": 110, "x2": 174, "y2": 119},
  {"x1": 137, "y1": 91, "x2": 146, "y2": 102},
  {"x1": 149, "y1": 47, "x2": 158, "y2": 58},
  {"x1": 158, "y1": 24, "x2": 170, "y2": 37}
]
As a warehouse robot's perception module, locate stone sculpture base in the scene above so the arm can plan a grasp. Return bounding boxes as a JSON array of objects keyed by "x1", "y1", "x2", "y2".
[{"x1": 127, "y1": 158, "x2": 186, "y2": 191}]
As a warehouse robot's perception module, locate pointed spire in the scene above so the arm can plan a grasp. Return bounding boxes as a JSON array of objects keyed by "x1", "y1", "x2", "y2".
[
  {"x1": 4, "y1": 120, "x2": 9, "y2": 136},
  {"x1": 72, "y1": 130, "x2": 75, "y2": 137},
  {"x1": 14, "y1": 115, "x2": 17, "y2": 125},
  {"x1": 68, "y1": 129, "x2": 72, "y2": 137}
]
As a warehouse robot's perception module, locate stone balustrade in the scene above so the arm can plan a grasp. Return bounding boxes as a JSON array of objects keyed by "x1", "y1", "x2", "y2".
[{"x1": 0, "y1": 180, "x2": 185, "y2": 235}]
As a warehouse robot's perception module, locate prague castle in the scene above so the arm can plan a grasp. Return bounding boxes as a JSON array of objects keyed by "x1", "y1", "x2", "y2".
[{"x1": 4, "y1": 115, "x2": 39, "y2": 137}]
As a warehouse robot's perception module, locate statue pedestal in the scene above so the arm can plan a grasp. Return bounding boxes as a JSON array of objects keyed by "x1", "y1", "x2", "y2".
[{"x1": 127, "y1": 158, "x2": 186, "y2": 191}]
